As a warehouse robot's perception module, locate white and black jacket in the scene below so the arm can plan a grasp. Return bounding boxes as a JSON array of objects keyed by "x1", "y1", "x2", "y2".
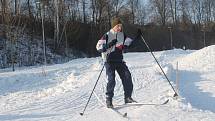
[{"x1": 96, "y1": 29, "x2": 133, "y2": 62}]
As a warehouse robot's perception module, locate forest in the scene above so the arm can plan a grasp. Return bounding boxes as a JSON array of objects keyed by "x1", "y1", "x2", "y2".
[{"x1": 0, "y1": 0, "x2": 215, "y2": 69}]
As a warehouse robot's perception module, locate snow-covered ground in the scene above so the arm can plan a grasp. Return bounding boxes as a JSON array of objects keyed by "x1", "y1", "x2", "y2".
[
  {"x1": 0, "y1": 24, "x2": 85, "y2": 69},
  {"x1": 0, "y1": 45, "x2": 215, "y2": 121}
]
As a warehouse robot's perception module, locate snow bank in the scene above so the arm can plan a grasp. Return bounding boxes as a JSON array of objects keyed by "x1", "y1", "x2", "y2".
[
  {"x1": 174, "y1": 45, "x2": 215, "y2": 71},
  {"x1": 167, "y1": 45, "x2": 215, "y2": 113},
  {"x1": 36, "y1": 58, "x2": 102, "y2": 98}
]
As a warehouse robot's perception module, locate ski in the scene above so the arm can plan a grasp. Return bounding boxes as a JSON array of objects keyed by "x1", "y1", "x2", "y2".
[
  {"x1": 114, "y1": 99, "x2": 169, "y2": 109},
  {"x1": 80, "y1": 106, "x2": 128, "y2": 118},
  {"x1": 93, "y1": 92, "x2": 128, "y2": 118},
  {"x1": 108, "y1": 107, "x2": 128, "y2": 118},
  {"x1": 128, "y1": 99, "x2": 169, "y2": 105}
]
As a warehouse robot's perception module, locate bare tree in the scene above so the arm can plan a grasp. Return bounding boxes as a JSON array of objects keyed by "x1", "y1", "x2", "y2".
[
  {"x1": 192, "y1": 0, "x2": 203, "y2": 26},
  {"x1": 151, "y1": 0, "x2": 169, "y2": 26},
  {"x1": 128, "y1": 0, "x2": 139, "y2": 24},
  {"x1": 168, "y1": 0, "x2": 178, "y2": 25},
  {"x1": 81, "y1": 0, "x2": 87, "y2": 23},
  {"x1": 202, "y1": 0, "x2": 213, "y2": 23},
  {"x1": 15, "y1": 0, "x2": 21, "y2": 15},
  {"x1": 136, "y1": 2, "x2": 146, "y2": 25},
  {"x1": 0, "y1": 0, "x2": 26, "y2": 70},
  {"x1": 111, "y1": 0, "x2": 126, "y2": 17},
  {"x1": 179, "y1": 0, "x2": 192, "y2": 25}
]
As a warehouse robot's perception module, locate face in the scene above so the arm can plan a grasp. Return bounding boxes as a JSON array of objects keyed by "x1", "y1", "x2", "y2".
[{"x1": 113, "y1": 24, "x2": 122, "y2": 32}]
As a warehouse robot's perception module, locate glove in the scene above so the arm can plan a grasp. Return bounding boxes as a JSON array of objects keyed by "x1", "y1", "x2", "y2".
[
  {"x1": 101, "y1": 44, "x2": 108, "y2": 52},
  {"x1": 107, "y1": 39, "x2": 117, "y2": 48},
  {"x1": 137, "y1": 29, "x2": 142, "y2": 36},
  {"x1": 132, "y1": 29, "x2": 142, "y2": 41},
  {"x1": 122, "y1": 45, "x2": 128, "y2": 53}
]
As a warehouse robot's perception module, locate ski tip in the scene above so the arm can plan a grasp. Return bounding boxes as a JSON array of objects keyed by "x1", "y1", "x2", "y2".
[{"x1": 80, "y1": 113, "x2": 83, "y2": 116}]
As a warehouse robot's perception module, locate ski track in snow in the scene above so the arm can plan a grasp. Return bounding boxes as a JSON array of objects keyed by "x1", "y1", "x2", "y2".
[{"x1": 1, "y1": 46, "x2": 215, "y2": 121}]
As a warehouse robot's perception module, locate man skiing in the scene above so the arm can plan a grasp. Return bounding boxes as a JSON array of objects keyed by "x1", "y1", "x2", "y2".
[{"x1": 96, "y1": 17, "x2": 136, "y2": 108}]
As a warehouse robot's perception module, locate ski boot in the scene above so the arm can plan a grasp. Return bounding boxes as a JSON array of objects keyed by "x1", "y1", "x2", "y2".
[
  {"x1": 124, "y1": 97, "x2": 137, "y2": 104},
  {"x1": 106, "y1": 98, "x2": 113, "y2": 108}
]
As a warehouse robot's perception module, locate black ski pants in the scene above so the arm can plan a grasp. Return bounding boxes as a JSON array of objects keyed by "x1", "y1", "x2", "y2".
[{"x1": 105, "y1": 62, "x2": 133, "y2": 100}]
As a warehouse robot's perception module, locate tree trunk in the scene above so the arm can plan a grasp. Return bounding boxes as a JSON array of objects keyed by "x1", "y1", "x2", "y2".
[
  {"x1": 54, "y1": 0, "x2": 59, "y2": 50},
  {"x1": 174, "y1": 0, "x2": 177, "y2": 25},
  {"x1": 82, "y1": 0, "x2": 86, "y2": 23},
  {"x1": 169, "y1": 0, "x2": 175, "y2": 25}
]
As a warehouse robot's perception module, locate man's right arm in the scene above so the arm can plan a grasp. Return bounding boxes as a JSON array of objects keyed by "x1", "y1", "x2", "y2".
[{"x1": 96, "y1": 35, "x2": 107, "y2": 53}]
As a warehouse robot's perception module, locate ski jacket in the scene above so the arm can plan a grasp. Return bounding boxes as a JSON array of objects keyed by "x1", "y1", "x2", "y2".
[{"x1": 96, "y1": 29, "x2": 133, "y2": 62}]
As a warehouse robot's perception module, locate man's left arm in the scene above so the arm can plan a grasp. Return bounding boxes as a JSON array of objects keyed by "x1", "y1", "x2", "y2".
[{"x1": 124, "y1": 37, "x2": 133, "y2": 47}]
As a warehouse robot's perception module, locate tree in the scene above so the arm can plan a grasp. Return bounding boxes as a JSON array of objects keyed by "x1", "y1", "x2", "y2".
[
  {"x1": 179, "y1": 0, "x2": 192, "y2": 26},
  {"x1": 0, "y1": 0, "x2": 26, "y2": 70},
  {"x1": 128, "y1": 0, "x2": 139, "y2": 24},
  {"x1": 168, "y1": 0, "x2": 178, "y2": 25},
  {"x1": 81, "y1": 0, "x2": 87, "y2": 23},
  {"x1": 151, "y1": 0, "x2": 169, "y2": 26},
  {"x1": 136, "y1": 2, "x2": 146, "y2": 25},
  {"x1": 111, "y1": 0, "x2": 126, "y2": 17},
  {"x1": 202, "y1": 0, "x2": 213, "y2": 23},
  {"x1": 192, "y1": 0, "x2": 203, "y2": 26}
]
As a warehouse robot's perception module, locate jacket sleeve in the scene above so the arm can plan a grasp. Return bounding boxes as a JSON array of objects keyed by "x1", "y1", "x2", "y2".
[
  {"x1": 124, "y1": 37, "x2": 133, "y2": 46},
  {"x1": 96, "y1": 35, "x2": 107, "y2": 53}
]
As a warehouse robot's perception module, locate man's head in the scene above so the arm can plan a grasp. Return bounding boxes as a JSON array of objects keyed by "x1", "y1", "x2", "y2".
[{"x1": 111, "y1": 17, "x2": 122, "y2": 32}]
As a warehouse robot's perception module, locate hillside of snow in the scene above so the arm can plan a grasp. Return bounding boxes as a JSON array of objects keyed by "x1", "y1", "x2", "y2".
[
  {"x1": 0, "y1": 45, "x2": 215, "y2": 121},
  {"x1": 0, "y1": 25, "x2": 85, "y2": 69}
]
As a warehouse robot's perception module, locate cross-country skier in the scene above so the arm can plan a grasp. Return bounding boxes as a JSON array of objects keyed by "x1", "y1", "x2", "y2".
[{"x1": 96, "y1": 17, "x2": 137, "y2": 108}]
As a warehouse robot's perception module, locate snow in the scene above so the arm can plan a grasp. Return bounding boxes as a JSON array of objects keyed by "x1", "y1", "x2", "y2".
[
  {"x1": 0, "y1": 24, "x2": 85, "y2": 69},
  {"x1": 1, "y1": 45, "x2": 215, "y2": 121}
]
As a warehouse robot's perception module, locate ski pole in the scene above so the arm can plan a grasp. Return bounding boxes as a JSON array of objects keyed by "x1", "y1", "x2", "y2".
[
  {"x1": 80, "y1": 46, "x2": 114, "y2": 116},
  {"x1": 138, "y1": 29, "x2": 178, "y2": 97},
  {"x1": 80, "y1": 63, "x2": 105, "y2": 116}
]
